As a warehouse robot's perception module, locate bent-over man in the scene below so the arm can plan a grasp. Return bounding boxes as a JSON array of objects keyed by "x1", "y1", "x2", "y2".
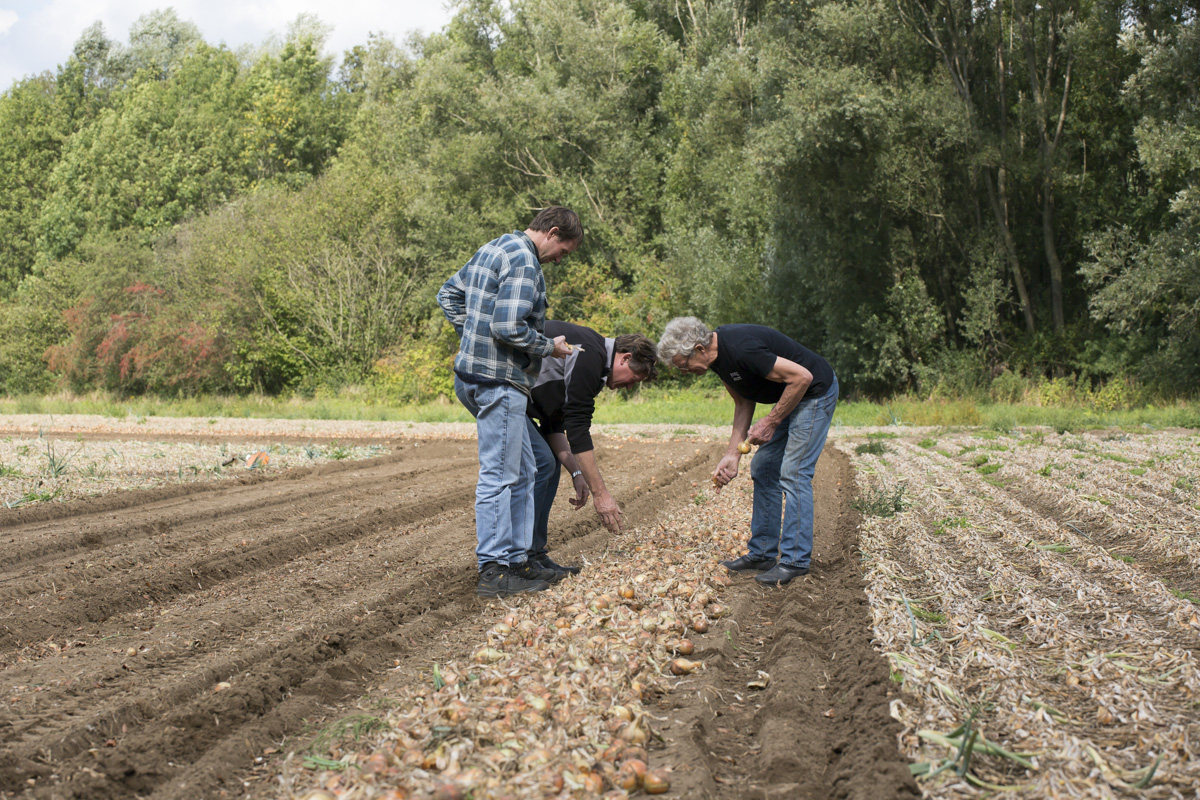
[
  {"x1": 437, "y1": 207, "x2": 579, "y2": 599},
  {"x1": 526, "y1": 321, "x2": 658, "y2": 576},
  {"x1": 657, "y1": 317, "x2": 838, "y2": 586}
]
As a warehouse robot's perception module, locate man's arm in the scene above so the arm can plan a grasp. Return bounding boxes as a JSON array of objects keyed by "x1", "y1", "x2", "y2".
[
  {"x1": 713, "y1": 382, "x2": 756, "y2": 490},
  {"x1": 436, "y1": 270, "x2": 467, "y2": 334},
  {"x1": 573, "y1": 449, "x2": 622, "y2": 532},
  {"x1": 547, "y1": 432, "x2": 589, "y2": 510},
  {"x1": 746, "y1": 357, "x2": 813, "y2": 445}
]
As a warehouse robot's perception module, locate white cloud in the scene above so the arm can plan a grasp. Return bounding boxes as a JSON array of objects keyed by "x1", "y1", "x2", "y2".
[
  {"x1": 0, "y1": 0, "x2": 455, "y2": 90},
  {"x1": 0, "y1": 10, "x2": 18, "y2": 36}
]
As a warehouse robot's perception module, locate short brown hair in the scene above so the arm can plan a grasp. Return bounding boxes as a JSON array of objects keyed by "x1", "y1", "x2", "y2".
[
  {"x1": 615, "y1": 333, "x2": 659, "y2": 382},
  {"x1": 528, "y1": 206, "x2": 583, "y2": 242}
]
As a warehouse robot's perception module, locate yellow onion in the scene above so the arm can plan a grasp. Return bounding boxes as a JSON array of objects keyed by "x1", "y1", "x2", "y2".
[
  {"x1": 669, "y1": 658, "x2": 699, "y2": 675},
  {"x1": 474, "y1": 647, "x2": 505, "y2": 663},
  {"x1": 619, "y1": 746, "x2": 648, "y2": 764},
  {"x1": 690, "y1": 616, "x2": 709, "y2": 633},
  {"x1": 614, "y1": 764, "x2": 639, "y2": 791},
  {"x1": 643, "y1": 768, "x2": 671, "y2": 794},
  {"x1": 675, "y1": 639, "x2": 695, "y2": 656},
  {"x1": 617, "y1": 720, "x2": 649, "y2": 745},
  {"x1": 582, "y1": 771, "x2": 604, "y2": 793}
]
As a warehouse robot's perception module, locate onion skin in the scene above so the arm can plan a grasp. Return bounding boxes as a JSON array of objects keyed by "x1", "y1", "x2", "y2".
[
  {"x1": 669, "y1": 658, "x2": 698, "y2": 675},
  {"x1": 643, "y1": 768, "x2": 671, "y2": 794}
]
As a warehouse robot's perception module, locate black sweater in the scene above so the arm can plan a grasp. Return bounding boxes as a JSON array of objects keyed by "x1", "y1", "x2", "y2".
[{"x1": 528, "y1": 320, "x2": 612, "y2": 454}]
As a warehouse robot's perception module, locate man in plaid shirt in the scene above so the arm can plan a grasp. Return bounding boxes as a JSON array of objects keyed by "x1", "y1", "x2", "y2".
[{"x1": 438, "y1": 207, "x2": 580, "y2": 599}]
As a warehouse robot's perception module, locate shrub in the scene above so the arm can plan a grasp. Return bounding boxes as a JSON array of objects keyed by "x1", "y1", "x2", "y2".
[
  {"x1": 370, "y1": 320, "x2": 457, "y2": 404},
  {"x1": 989, "y1": 369, "x2": 1029, "y2": 404},
  {"x1": 1091, "y1": 376, "x2": 1145, "y2": 412}
]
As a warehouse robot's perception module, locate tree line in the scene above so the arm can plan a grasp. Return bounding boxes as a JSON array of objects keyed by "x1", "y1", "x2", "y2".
[{"x1": 0, "y1": 1, "x2": 1196, "y2": 402}]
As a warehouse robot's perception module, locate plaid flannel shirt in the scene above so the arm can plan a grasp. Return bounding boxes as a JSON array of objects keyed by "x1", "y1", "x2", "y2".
[{"x1": 437, "y1": 231, "x2": 555, "y2": 392}]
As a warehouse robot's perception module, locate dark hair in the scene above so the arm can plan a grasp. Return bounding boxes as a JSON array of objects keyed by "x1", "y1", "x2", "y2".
[
  {"x1": 528, "y1": 206, "x2": 583, "y2": 242},
  {"x1": 615, "y1": 333, "x2": 659, "y2": 381}
]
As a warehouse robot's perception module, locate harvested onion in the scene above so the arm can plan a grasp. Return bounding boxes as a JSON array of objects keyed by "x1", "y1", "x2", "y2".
[
  {"x1": 643, "y1": 768, "x2": 671, "y2": 794},
  {"x1": 669, "y1": 658, "x2": 699, "y2": 675}
]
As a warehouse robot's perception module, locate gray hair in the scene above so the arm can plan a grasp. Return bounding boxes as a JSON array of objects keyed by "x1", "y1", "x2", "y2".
[{"x1": 657, "y1": 316, "x2": 713, "y2": 362}]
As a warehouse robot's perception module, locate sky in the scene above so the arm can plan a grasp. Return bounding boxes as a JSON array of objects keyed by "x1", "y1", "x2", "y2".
[{"x1": 0, "y1": 1, "x2": 457, "y2": 90}]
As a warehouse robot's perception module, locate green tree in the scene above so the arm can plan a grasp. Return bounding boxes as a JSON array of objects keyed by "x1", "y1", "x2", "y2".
[
  {"x1": 1082, "y1": 14, "x2": 1200, "y2": 390},
  {"x1": 36, "y1": 44, "x2": 250, "y2": 261},
  {"x1": 0, "y1": 76, "x2": 68, "y2": 294}
]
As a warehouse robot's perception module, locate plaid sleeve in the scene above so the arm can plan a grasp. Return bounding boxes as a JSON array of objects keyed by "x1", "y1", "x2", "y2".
[
  {"x1": 437, "y1": 268, "x2": 468, "y2": 334},
  {"x1": 491, "y1": 256, "x2": 553, "y2": 356}
]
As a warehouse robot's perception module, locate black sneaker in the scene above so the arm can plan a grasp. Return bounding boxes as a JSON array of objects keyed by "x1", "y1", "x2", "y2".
[
  {"x1": 534, "y1": 552, "x2": 582, "y2": 576},
  {"x1": 720, "y1": 554, "x2": 777, "y2": 574},
  {"x1": 476, "y1": 562, "x2": 552, "y2": 598},
  {"x1": 510, "y1": 559, "x2": 564, "y2": 584}
]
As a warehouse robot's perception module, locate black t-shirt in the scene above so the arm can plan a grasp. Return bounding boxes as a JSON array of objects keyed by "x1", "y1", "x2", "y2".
[{"x1": 710, "y1": 324, "x2": 834, "y2": 405}]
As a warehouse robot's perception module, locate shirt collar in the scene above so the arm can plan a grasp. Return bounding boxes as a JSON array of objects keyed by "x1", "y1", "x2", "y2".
[{"x1": 513, "y1": 230, "x2": 538, "y2": 262}]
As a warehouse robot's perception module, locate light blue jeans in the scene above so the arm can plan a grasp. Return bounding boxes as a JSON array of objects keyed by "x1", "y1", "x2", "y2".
[
  {"x1": 454, "y1": 378, "x2": 535, "y2": 570},
  {"x1": 747, "y1": 376, "x2": 839, "y2": 569}
]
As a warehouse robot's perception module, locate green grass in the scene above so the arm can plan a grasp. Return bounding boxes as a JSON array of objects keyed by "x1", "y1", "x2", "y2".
[
  {"x1": 2, "y1": 390, "x2": 1198, "y2": 430},
  {"x1": 1169, "y1": 588, "x2": 1198, "y2": 603}
]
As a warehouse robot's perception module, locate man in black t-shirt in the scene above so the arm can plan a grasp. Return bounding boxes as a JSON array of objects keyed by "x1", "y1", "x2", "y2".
[
  {"x1": 525, "y1": 321, "x2": 659, "y2": 576},
  {"x1": 657, "y1": 317, "x2": 839, "y2": 586}
]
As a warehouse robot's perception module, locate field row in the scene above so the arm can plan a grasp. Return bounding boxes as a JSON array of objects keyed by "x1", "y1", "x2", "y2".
[{"x1": 847, "y1": 430, "x2": 1200, "y2": 798}]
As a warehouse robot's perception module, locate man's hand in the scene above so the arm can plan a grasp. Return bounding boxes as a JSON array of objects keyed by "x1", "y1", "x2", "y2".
[
  {"x1": 569, "y1": 472, "x2": 590, "y2": 509},
  {"x1": 593, "y1": 490, "x2": 622, "y2": 532},
  {"x1": 550, "y1": 335, "x2": 573, "y2": 358},
  {"x1": 712, "y1": 454, "x2": 740, "y2": 491},
  {"x1": 747, "y1": 418, "x2": 779, "y2": 446}
]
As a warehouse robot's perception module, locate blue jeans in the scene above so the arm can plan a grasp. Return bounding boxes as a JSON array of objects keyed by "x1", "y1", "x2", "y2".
[
  {"x1": 747, "y1": 376, "x2": 839, "y2": 568},
  {"x1": 454, "y1": 378, "x2": 535, "y2": 570},
  {"x1": 529, "y1": 421, "x2": 560, "y2": 558}
]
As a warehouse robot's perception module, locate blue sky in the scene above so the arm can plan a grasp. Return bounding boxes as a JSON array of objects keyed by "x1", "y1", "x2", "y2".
[{"x1": 0, "y1": 1, "x2": 456, "y2": 90}]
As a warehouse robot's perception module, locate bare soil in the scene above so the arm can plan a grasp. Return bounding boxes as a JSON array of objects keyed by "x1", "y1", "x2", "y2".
[{"x1": 0, "y1": 430, "x2": 915, "y2": 800}]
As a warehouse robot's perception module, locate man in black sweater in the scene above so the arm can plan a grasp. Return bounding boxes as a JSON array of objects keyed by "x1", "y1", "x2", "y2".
[
  {"x1": 526, "y1": 321, "x2": 659, "y2": 576},
  {"x1": 657, "y1": 316, "x2": 839, "y2": 587}
]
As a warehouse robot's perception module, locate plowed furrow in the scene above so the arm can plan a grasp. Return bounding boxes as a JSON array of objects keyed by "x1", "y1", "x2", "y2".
[
  {"x1": 0, "y1": 437, "x2": 724, "y2": 800},
  {"x1": 0, "y1": 451, "x2": 468, "y2": 571},
  {"x1": 0, "y1": 475, "x2": 476, "y2": 649}
]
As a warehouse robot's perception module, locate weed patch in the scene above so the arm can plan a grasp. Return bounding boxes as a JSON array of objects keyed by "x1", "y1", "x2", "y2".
[
  {"x1": 852, "y1": 484, "x2": 907, "y2": 517},
  {"x1": 855, "y1": 440, "x2": 889, "y2": 456}
]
